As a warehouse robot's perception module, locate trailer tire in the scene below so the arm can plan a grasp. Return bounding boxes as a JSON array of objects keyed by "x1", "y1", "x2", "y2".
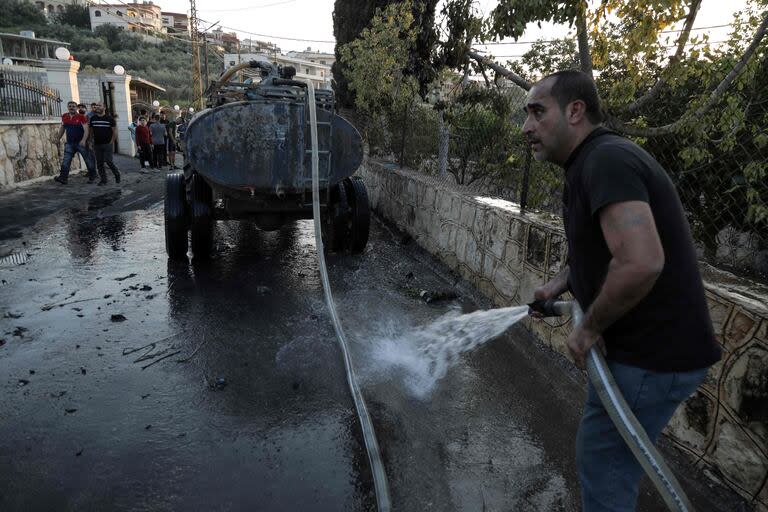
[
  {"x1": 164, "y1": 172, "x2": 188, "y2": 260},
  {"x1": 343, "y1": 176, "x2": 370, "y2": 254},
  {"x1": 190, "y1": 173, "x2": 214, "y2": 260}
]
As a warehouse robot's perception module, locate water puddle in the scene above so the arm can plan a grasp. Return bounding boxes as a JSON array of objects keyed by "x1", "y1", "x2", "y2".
[{"x1": 365, "y1": 305, "x2": 530, "y2": 398}]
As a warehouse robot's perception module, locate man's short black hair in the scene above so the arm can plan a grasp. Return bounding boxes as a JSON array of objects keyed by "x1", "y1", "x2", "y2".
[
  {"x1": 543, "y1": 70, "x2": 604, "y2": 124},
  {"x1": 67, "y1": 101, "x2": 77, "y2": 106}
]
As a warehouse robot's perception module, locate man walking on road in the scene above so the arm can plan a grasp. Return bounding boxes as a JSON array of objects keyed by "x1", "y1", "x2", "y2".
[
  {"x1": 53, "y1": 101, "x2": 96, "y2": 185},
  {"x1": 524, "y1": 70, "x2": 721, "y2": 512},
  {"x1": 149, "y1": 114, "x2": 167, "y2": 169},
  {"x1": 89, "y1": 101, "x2": 121, "y2": 186}
]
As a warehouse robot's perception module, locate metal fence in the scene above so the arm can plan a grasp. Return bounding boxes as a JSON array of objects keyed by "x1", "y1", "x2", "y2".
[
  {"x1": 353, "y1": 79, "x2": 768, "y2": 282},
  {"x1": 0, "y1": 70, "x2": 62, "y2": 119}
]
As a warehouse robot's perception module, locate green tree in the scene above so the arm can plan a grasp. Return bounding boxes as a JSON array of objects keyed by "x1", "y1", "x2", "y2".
[
  {"x1": 339, "y1": 1, "x2": 424, "y2": 164},
  {"x1": 53, "y1": 4, "x2": 91, "y2": 29},
  {"x1": 437, "y1": 0, "x2": 768, "y2": 263},
  {"x1": 333, "y1": 0, "x2": 439, "y2": 108},
  {"x1": 0, "y1": 0, "x2": 47, "y2": 27}
]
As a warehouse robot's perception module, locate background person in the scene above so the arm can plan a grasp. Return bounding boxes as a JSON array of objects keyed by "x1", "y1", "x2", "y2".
[
  {"x1": 524, "y1": 70, "x2": 721, "y2": 512},
  {"x1": 53, "y1": 101, "x2": 96, "y2": 185},
  {"x1": 135, "y1": 117, "x2": 153, "y2": 169},
  {"x1": 89, "y1": 101, "x2": 121, "y2": 186},
  {"x1": 165, "y1": 114, "x2": 179, "y2": 169},
  {"x1": 149, "y1": 114, "x2": 167, "y2": 169}
]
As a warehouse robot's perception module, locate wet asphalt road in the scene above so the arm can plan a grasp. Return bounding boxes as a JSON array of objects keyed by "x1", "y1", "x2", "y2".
[{"x1": 0, "y1": 156, "x2": 747, "y2": 511}]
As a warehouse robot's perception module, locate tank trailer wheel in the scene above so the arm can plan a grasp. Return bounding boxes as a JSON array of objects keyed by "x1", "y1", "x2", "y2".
[
  {"x1": 190, "y1": 173, "x2": 214, "y2": 260},
  {"x1": 323, "y1": 182, "x2": 350, "y2": 253},
  {"x1": 164, "y1": 172, "x2": 189, "y2": 260},
  {"x1": 343, "y1": 177, "x2": 370, "y2": 254}
]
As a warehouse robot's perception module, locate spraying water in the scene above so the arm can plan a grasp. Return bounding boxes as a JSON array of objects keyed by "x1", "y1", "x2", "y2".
[{"x1": 367, "y1": 305, "x2": 530, "y2": 398}]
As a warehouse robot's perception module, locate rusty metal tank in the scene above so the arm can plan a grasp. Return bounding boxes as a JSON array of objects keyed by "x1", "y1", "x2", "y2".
[{"x1": 164, "y1": 61, "x2": 370, "y2": 261}]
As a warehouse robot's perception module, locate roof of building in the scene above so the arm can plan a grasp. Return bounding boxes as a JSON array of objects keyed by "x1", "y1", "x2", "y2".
[
  {"x1": 161, "y1": 11, "x2": 188, "y2": 18},
  {"x1": 0, "y1": 33, "x2": 70, "y2": 46},
  {"x1": 130, "y1": 76, "x2": 166, "y2": 92}
]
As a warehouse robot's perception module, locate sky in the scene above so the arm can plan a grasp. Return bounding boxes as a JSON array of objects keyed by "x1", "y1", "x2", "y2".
[{"x1": 154, "y1": 0, "x2": 751, "y2": 56}]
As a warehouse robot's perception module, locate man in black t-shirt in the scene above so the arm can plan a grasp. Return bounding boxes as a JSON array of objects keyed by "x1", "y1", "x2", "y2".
[
  {"x1": 522, "y1": 70, "x2": 721, "y2": 511},
  {"x1": 89, "y1": 102, "x2": 121, "y2": 186}
]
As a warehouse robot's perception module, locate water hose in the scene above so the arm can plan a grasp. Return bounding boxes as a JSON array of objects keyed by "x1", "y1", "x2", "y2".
[
  {"x1": 304, "y1": 80, "x2": 392, "y2": 512},
  {"x1": 531, "y1": 300, "x2": 693, "y2": 511}
]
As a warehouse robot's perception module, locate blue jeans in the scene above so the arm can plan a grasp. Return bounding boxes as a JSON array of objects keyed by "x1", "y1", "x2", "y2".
[
  {"x1": 575, "y1": 361, "x2": 708, "y2": 511},
  {"x1": 60, "y1": 143, "x2": 95, "y2": 180}
]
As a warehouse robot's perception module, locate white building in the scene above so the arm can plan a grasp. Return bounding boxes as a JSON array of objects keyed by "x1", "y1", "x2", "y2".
[
  {"x1": 241, "y1": 38, "x2": 280, "y2": 55},
  {"x1": 161, "y1": 11, "x2": 189, "y2": 35},
  {"x1": 285, "y1": 47, "x2": 335, "y2": 68},
  {"x1": 224, "y1": 52, "x2": 332, "y2": 90},
  {"x1": 29, "y1": 0, "x2": 86, "y2": 18},
  {"x1": 89, "y1": 2, "x2": 165, "y2": 35}
]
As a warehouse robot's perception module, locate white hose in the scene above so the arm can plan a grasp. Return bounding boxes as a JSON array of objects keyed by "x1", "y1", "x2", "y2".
[
  {"x1": 562, "y1": 301, "x2": 693, "y2": 511},
  {"x1": 304, "y1": 80, "x2": 392, "y2": 512}
]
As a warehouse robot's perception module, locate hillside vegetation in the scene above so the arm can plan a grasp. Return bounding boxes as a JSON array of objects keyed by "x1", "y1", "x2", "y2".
[{"x1": 2, "y1": 0, "x2": 220, "y2": 105}]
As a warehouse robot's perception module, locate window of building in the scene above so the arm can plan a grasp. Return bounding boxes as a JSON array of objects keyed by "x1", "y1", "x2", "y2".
[
  {"x1": 229, "y1": 61, "x2": 236, "y2": 66},
  {"x1": 94, "y1": 10, "x2": 102, "y2": 16},
  {"x1": 305, "y1": 68, "x2": 310, "y2": 75},
  {"x1": 117, "y1": 10, "x2": 123, "y2": 16},
  {"x1": 35, "y1": 2, "x2": 44, "y2": 10},
  {"x1": 320, "y1": 60, "x2": 326, "y2": 65}
]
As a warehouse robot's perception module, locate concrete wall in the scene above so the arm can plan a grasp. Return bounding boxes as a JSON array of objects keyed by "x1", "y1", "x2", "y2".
[
  {"x1": 0, "y1": 120, "x2": 75, "y2": 188},
  {"x1": 358, "y1": 159, "x2": 768, "y2": 510},
  {"x1": 77, "y1": 75, "x2": 102, "y2": 106}
]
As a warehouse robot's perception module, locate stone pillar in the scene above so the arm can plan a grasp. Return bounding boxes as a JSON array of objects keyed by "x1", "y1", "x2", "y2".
[
  {"x1": 103, "y1": 73, "x2": 135, "y2": 156},
  {"x1": 42, "y1": 58, "x2": 80, "y2": 104}
]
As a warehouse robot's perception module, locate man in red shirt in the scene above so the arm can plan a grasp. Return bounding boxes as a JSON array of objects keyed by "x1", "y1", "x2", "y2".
[
  {"x1": 134, "y1": 116, "x2": 153, "y2": 169},
  {"x1": 53, "y1": 101, "x2": 96, "y2": 184}
]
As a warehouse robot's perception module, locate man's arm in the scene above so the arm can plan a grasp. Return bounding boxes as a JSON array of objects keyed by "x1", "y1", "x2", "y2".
[
  {"x1": 80, "y1": 123, "x2": 90, "y2": 146},
  {"x1": 567, "y1": 200, "x2": 664, "y2": 367},
  {"x1": 111, "y1": 126, "x2": 118, "y2": 145},
  {"x1": 55, "y1": 124, "x2": 64, "y2": 142}
]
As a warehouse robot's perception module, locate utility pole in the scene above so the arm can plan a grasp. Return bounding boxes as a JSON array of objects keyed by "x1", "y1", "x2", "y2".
[
  {"x1": 203, "y1": 33, "x2": 209, "y2": 91},
  {"x1": 189, "y1": 0, "x2": 203, "y2": 110}
]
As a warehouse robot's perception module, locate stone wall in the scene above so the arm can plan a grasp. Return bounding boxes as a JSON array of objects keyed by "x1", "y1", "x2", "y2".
[
  {"x1": 358, "y1": 159, "x2": 768, "y2": 510},
  {"x1": 0, "y1": 120, "x2": 84, "y2": 188}
]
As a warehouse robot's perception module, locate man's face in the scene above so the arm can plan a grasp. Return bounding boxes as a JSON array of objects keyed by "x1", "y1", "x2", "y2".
[
  {"x1": 67, "y1": 102, "x2": 77, "y2": 114},
  {"x1": 77, "y1": 105, "x2": 87, "y2": 115},
  {"x1": 91, "y1": 104, "x2": 97, "y2": 112},
  {"x1": 522, "y1": 80, "x2": 570, "y2": 165},
  {"x1": 95, "y1": 102, "x2": 105, "y2": 115},
  {"x1": 139, "y1": 119, "x2": 146, "y2": 126}
]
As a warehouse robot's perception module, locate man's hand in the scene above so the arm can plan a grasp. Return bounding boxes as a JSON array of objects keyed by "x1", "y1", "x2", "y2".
[
  {"x1": 530, "y1": 266, "x2": 570, "y2": 318},
  {"x1": 566, "y1": 324, "x2": 605, "y2": 369}
]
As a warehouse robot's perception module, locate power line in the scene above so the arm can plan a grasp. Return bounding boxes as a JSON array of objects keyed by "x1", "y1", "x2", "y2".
[
  {"x1": 489, "y1": 40, "x2": 731, "y2": 59},
  {"x1": 196, "y1": 16, "x2": 334, "y2": 44},
  {"x1": 477, "y1": 22, "x2": 747, "y2": 46},
  {"x1": 199, "y1": 0, "x2": 296, "y2": 13}
]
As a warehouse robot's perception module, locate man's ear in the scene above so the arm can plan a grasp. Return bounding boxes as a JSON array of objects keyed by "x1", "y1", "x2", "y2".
[{"x1": 567, "y1": 100, "x2": 587, "y2": 124}]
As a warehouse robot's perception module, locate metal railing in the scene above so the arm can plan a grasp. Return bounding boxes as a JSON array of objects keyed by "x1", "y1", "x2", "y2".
[{"x1": 0, "y1": 71, "x2": 62, "y2": 119}]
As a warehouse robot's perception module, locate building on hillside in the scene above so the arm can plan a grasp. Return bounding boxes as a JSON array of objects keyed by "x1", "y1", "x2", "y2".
[
  {"x1": 161, "y1": 11, "x2": 189, "y2": 35},
  {"x1": 29, "y1": 0, "x2": 87, "y2": 18},
  {"x1": 0, "y1": 32, "x2": 70, "y2": 67},
  {"x1": 241, "y1": 38, "x2": 280, "y2": 55},
  {"x1": 129, "y1": 76, "x2": 165, "y2": 118},
  {"x1": 223, "y1": 52, "x2": 331, "y2": 90},
  {"x1": 206, "y1": 28, "x2": 239, "y2": 53},
  {"x1": 285, "y1": 47, "x2": 335, "y2": 68},
  {"x1": 89, "y1": 2, "x2": 165, "y2": 35}
]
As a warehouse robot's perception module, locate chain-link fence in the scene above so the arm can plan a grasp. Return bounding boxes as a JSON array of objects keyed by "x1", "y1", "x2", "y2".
[{"x1": 349, "y1": 77, "x2": 768, "y2": 282}]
